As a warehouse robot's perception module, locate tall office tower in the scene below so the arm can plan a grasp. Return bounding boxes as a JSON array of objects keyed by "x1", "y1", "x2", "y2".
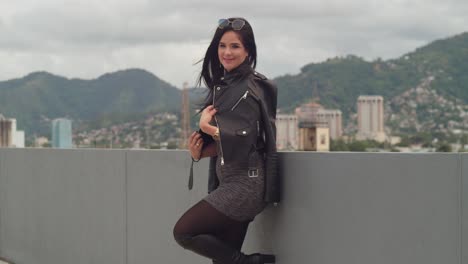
[
  {"x1": 317, "y1": 109, "x2": 343, "y2": 139},
  {"x1": 0, "y1": 114, "x2": 13, "y2": 147},
  {"x1": 357, "y1": 95, "x2": 386, "y2": 142},
  {"x1": 9, "y1": 119, "x2": 25, "y2": 147},
  {"x1": 10, "y1": 118, "x2": 16, "y2": 134},
  {"x1": 276, "y1": 114, "x2": 298, "y2": 150},
  {"x1": 52, "y1": 118, "x2": 73, "y2": 148}
]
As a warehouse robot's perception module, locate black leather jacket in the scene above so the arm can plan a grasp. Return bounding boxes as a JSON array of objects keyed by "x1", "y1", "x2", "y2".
[{"x1": 197, "y1": 62, "x2": 280, "y2": 203}]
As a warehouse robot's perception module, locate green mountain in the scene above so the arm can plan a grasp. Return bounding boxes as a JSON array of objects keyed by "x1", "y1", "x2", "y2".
[
  {"x1": 274, "y1": 32, "x2": 468, "y2": 123},
  {"x1": 2, "y1": 31, "x2": 468, "y2": 141},
  {"x1": 0, "y1": 69, "x2": 181, "y2": 136}
]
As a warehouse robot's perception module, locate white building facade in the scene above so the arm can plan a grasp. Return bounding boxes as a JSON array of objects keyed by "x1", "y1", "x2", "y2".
[
  {"x1": 276, "y1": 114, "x2": 298, "y2": 150},
  {"x1": 357, "y1": 95, "x2": 386, "y2": 142},
  {"x1": 317, "y1": 109, "x2": 343, "y2": 139}
]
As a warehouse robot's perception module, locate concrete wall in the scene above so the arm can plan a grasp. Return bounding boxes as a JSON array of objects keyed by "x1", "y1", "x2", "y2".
[{"x1": 0, "y1": 149, "x2": 466, "y2": 264}]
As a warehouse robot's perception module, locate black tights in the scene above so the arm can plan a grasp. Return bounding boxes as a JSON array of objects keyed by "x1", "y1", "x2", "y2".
[{"x1": 173, "y1": 200, "x2": 251, "y2": 261}]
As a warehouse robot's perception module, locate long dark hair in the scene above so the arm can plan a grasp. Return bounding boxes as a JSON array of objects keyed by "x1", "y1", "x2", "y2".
[{"x1": 197, "y1": 17, "x2": 257, "y2": 108}]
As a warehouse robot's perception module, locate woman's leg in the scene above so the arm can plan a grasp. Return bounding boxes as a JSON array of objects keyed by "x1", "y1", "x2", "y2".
[
  {"x1": 173, "y1": 200, "x2": 274, "y2": 263},
  {"x1": 216, "y1": 220, "x2": 250, "y2": 250},
  {"x1": 212, "y1": 220, "x2": 250, "y2": 264},
  {"x1": 173, "y1": 199, "x2": 244, "y2": 243}
]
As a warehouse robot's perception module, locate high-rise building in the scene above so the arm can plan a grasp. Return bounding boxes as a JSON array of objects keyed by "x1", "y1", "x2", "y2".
[
  {"x1": 52, "y1": 118, "x2": 73, "y2": 148},
  {"x1": 9, "y1": 118, "x2": 25, "y2": 147},
  {"x1": 276, "y1": 114, "x2": 298, "y2": 150},
  {"x1": 356, "y1": 95, "x2": 386, "y2": 142},
  {"x1": 0, "y1": 114, "x2": 13, "y2": 147},
  {"x1": 317, "y1": 109, "x2": 343, "y2": 139}
]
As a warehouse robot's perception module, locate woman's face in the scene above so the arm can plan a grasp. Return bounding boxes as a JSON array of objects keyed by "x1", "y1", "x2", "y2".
[{"x1": 218, "y1": 31, "x2": 248, "y2": 72}]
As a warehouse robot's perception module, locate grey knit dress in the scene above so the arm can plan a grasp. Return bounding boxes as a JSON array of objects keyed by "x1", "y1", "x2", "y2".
[{"x1": 203, "y1": 144, "x2": 267, "y2": 222}]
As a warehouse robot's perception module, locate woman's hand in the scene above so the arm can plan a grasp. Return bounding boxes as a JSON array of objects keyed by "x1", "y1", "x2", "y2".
[
  {"x1": 188, "y1": 131, "x2": 203, "y2": 160},
  {"x1": 199, "y1": 105, "x2": 217, "y2": 134}
]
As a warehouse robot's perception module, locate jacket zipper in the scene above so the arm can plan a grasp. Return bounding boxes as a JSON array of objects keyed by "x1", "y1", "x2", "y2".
[
  {"x1": 230, "y1": 90, "x2": 249, "y2": 111},
  {"x1": 213, "y1": 86, "x2": 225, "y2": 165},
  {"x1": 257, "y1": 120, "x2": 260, "y2": 137}
]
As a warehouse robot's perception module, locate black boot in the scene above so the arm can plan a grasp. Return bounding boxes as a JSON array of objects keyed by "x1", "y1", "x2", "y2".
[
  {"x1": 175, "y1": 233, "x2": 275, "y2": 264},
  {"x1": 241, "y1": 253, "x2": 276, "y2": 264}
]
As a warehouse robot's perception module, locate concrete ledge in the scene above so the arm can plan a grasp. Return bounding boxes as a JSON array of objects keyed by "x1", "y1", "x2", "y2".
[{"x1": 0, "y1": 149, "x2": 466, "y2": 264}]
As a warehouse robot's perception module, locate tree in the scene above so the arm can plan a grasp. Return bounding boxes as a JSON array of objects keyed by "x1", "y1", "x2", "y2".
[
  {"x1": 460, "y1": 133, "x2": 468, "y2": 151},
  {"x1": 330, "y1": 139, "x2": 349, "y2": 151},
  {"x1": 436, "y1": 143, "x2": 452, "y2": 152},
  {"x1": 167, "y1": 141, "x2": 178, "y2": 149},
  {"x1": 348, "y1": 141, "x2": 368, "y2": 152}
]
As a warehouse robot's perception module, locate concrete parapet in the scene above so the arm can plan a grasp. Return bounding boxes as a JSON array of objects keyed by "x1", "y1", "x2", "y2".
[{"x1": 0, "y1": 149, "x2": 466, "y2": 264}]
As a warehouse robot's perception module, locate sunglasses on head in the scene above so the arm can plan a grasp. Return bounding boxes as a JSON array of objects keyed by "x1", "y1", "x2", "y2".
[{"x1": 218, "y1": 19, "x2": 246, "y2": 30}]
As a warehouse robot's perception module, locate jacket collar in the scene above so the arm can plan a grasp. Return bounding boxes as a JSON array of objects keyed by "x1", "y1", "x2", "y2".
[{"x1": 221, "y1": 59, "x2": 253, "y2": 84}]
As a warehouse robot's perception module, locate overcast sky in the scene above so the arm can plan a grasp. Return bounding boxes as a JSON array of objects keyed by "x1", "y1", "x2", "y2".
[{"x1": 1, "y1": 0, "x2": 467, "y2": 88}]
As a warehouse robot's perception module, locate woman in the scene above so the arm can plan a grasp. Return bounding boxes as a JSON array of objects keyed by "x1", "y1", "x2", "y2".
[{"x1": 173, "y1": 17, "x2": 279, "y2": 264}]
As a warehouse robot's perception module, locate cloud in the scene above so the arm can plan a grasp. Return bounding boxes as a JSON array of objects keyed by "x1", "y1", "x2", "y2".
[{"x1": 0, "y1": 0, "x2": 467, "y2": 86}]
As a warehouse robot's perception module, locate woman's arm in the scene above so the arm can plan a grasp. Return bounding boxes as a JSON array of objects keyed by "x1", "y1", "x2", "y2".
[
  {"x1": 188, "y1": 133, "x2": 217, "y2": 160},
  {"x1": 200, "y1": 141, "x2": 217, "y2": 158},
  {"x1": 198, "y1": 104, "x2": 219, "y2": 159},
  {"x1": 199, "y1": 105, "x2": 218, "y2": 137}
]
